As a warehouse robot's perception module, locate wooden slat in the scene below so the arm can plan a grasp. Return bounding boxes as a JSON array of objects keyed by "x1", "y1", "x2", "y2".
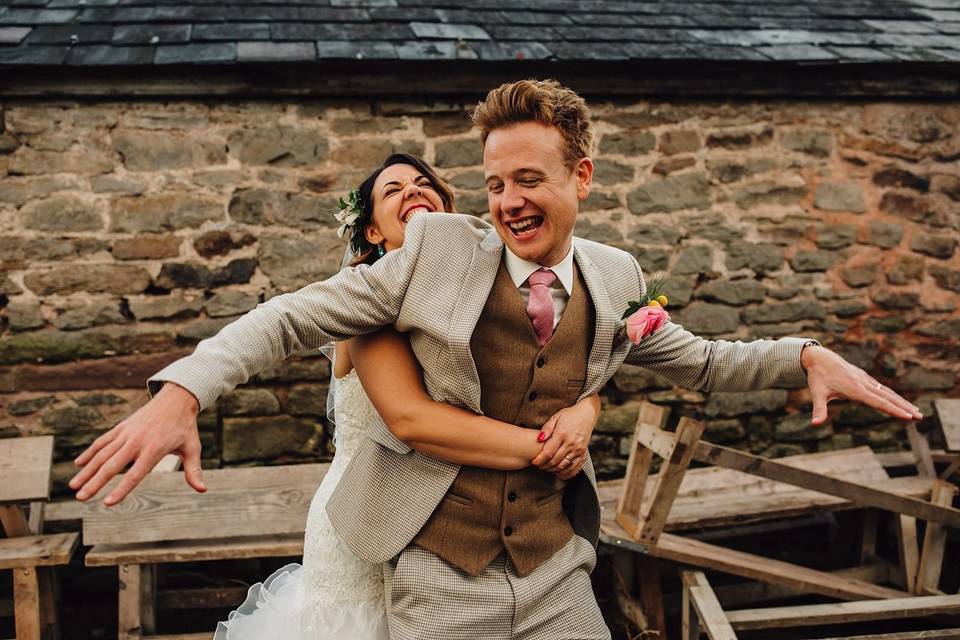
[
  {"x1": 934, "y1": 398, "x2": 960, "y2": 452},
  {"x1": 636, "y1": 417, "x2": 705, "y2": 544},
  {"x1": 907, "y1": 423, "x2": 936, "y2": 479},
  {"x1": 157, "y1": 586, "x2": 249, "y2": 610},
  {"x1": 725, "y1": 593, "x2": 960, "y2": 630},
  {"x1": 0, "y1": 505, "x2": 31, "y2": 537},
  {"x1": 682, "y1": 572, "x2": 738, "y2": 640},
  {"x1": 0, "y1": 436, "x2": 54, "y2": 504},
  {"x1": 817, "y1": 630, "x2": 960, "y2": 640},
  {"x1": 118, "y1": 564, "x2": 142, "y2": 640},
  {"x1": 897, "y1": 515, "x2": 919, "y2": 592},
  {"x1": 13, "y1": 566, "x2": 41, "y2": 640},
  {"x1": 616, "y1": 403, "x2": 668, "y2": 535},
  {"x1": 0, "y1": 533, "x2": 78, "y2": 570},
  {"x1": 83, "y1": 463, "x2": 328, "y2": 545},
  {"x1": 85, "y1": 533, "x2": 304, "y2": 567},
  {"x1": 148, "y1": 634, "x2": 211, "y2": 640},
  {"x1": 600, "y1": 525, "x2": 907, "y2": 601},
  {"x1": 688, "y1": 436, "x2": 960, "y2": 527},
  {"x1": 916, "y1": 480, "x2": 959, "y2": 594}
]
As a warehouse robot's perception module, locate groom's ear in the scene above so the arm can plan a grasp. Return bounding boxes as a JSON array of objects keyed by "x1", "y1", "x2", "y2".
[{"x1": 574, "y1": 157, "x2": 593, "y2": 201}]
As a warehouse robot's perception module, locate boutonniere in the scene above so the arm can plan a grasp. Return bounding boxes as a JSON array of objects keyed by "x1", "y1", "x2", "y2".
[{"x1": 620, "y1": 276, "x2": 670, "y2": 344}]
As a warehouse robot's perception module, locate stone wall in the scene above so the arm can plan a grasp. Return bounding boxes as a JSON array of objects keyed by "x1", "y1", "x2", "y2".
[{"x1": 0, "y1": 97, "x2": 957, "y2": 490}]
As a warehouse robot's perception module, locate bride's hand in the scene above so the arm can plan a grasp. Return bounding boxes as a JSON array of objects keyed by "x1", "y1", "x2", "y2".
[{"x1": 531, "y1": 393, "x2": 601, "y2": 481}]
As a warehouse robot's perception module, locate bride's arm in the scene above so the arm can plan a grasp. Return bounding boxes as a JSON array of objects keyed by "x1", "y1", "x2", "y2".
[{"x1": 349, "y1": 328, "x2": 598, "y2": 472}]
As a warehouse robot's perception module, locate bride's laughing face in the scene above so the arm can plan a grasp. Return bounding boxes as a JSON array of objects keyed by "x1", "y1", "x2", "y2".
[{"x1": 364, "y1": 163, "x2": 445, "y2": 252}]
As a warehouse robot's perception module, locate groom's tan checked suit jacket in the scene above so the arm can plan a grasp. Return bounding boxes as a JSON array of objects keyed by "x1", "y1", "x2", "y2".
[{"x1": 148, "y1": 213, "x2": 813, "y2": 566}]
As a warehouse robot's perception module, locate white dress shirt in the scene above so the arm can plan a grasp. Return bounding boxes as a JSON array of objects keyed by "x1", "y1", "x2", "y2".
[{"x1": 503, "y1": 244, "x2": 575, "y2": 331}]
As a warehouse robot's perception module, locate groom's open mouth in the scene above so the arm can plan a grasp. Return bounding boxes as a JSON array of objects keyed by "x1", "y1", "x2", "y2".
[{"x1": 506, "y1": 215, "x2": 544, "y2": 240}]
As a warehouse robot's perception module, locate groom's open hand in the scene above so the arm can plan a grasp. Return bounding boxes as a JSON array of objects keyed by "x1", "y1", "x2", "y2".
[
  {"x1": 69, "y1": 382, "x2": 205, "y2": 506},
  {"x1": 802, "y1": 345, "x2": 923, "y2": 425}
]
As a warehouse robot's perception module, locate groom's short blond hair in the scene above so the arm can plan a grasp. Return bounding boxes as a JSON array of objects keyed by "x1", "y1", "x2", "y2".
[{"x1": 471, "y1": 79, "x2": 593, "y2": 170}]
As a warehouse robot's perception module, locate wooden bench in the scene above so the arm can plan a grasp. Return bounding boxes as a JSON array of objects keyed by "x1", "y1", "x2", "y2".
[
  {"x1": 601, "y1": 402, "x2": 960, "y2": 637},
  {"x1": 0, "y1": 435, "x2": 80, "y2": 640},
  {"x1": 82, "y1": 462, "x2": 329, "y2": 640},
  {"x1": 934, "y1": 398, "x2": 960, "y2": 481},
  {"x1": 682, "y1": 570, "x2": 960, "y2": 640}
]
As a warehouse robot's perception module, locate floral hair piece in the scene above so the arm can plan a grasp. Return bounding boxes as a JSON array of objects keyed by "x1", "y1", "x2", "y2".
[{"x1": 334, "y1": 189, "x2": 371, "y2": 256}]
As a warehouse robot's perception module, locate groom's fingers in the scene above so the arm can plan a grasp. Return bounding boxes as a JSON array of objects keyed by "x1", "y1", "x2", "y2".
[
  {"x1": 71, "y1": 436, "x2": 124, "y2": 494},
  {"x1": 532, "y1": 433, "x2": 563, "y2": 467}
]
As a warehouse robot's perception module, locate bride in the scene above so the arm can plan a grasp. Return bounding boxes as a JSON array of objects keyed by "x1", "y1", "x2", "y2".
[{"x1": 214, "y1": 153, "x2": 602, "y2": 638}]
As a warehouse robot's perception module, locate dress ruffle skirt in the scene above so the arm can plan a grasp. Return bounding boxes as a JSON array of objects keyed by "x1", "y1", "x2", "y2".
[{"x1": 213, "y1": 562, "x2": 389, "y2": 640}]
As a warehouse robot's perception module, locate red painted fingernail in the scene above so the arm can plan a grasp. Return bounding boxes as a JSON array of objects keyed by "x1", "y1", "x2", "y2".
[{"x1": 537, "y1": 432, "x2": 547, "y2": 442}]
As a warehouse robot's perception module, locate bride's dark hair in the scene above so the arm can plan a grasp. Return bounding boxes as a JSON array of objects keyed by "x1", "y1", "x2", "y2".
[{"x1": 349, "y1": 153, "x2": 457, "y2": 267}]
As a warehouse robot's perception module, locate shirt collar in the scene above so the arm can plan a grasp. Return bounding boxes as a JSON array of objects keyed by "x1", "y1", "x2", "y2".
[{"x1": 503, "y1": 243, "x2": 575, "y2": 295}]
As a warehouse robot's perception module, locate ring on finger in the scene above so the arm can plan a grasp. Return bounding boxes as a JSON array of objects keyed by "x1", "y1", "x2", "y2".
[{"x1": 875, "y1": 382, "x2": 883, "y2": 391}]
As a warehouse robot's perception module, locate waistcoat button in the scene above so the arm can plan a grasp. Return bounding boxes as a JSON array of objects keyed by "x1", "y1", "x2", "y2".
[
  {"x1": 537, "y1": 357, "x2": 545, "y2": 368},
  {"x1": 528, "y1": 391, "x2": 538, "y2": 401},
  {"x1": 504, "y1": 526, "x2": 513, "y2": 537},
  {"x1": 508, "y1": 492, "x2": 517, "y2": 502}
]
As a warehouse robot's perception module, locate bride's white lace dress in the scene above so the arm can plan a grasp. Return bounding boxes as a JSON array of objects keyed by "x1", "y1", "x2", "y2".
[{"x1": 214, "y1": 370, "x2": 390, "y2": 639}]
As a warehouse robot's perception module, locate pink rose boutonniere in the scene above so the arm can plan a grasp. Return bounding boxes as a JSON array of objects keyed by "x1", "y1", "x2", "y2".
[{"x1": 621, "y1": 276, "x2": 671, "y2": 344}]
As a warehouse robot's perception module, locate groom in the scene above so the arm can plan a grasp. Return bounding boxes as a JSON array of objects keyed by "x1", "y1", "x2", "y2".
[{"x1": 71, "y1": 80, "x2": 921, "y2": 639}]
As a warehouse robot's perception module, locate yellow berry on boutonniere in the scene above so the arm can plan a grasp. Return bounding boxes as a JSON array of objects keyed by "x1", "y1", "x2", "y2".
[{"x1": 620, "y1": 275, "x2": 671, "y2": 344}]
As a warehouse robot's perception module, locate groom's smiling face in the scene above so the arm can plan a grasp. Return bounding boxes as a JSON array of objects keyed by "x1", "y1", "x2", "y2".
[{"x1": 483, "y1": 121, "x2": 593, "y2": 267}]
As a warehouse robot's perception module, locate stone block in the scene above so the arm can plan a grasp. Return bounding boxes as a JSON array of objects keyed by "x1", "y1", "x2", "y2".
[
  {"x1": 705, "y1": 126, "x2": 773, "y2": 150},
  {"x1": 634, "y1": 247, "x2": 669, "y2": 272},
  {"x1": 627, "y1": 172, "x2": 710, "y2": 215},
  {"x1": 421, "y1": 114, "x2": 474, "y2": 137},
  {"x1": 704, "y1": 419, "x2": 746, "y2": 443},
  {"x1": 228, "y1": 188, "x2": 334, "y2": 229},
  {"x1": 593, "y1": 159, "x2": 634, "y2": 185},
  {"x1": 841, "y1": 264, "x2": 878, "y2": 287},
  {"x1": 112, "y1": 234, "x2": 181, "y2": 260},
  {"x1": 53, "y1": 302, "x2": 126, "y2": 331},
  {"x1": 695, "y1": 279, "x2": 765, "y2": 305},
  {"x1": 21, "y1": 196, "x2": 103, "y2": 232},
  {"x1": 652, "y1": 156, "x2": 696, "y2": 176},
  {"x1": 864, "y1": 315, "x2": 908, "y2": 333},
  {"x1": 742, "y1": 299, "x2": 826, "y2": 324},
  {"x1": 830, "y1": 300, "x2": 868, "y2": 318},
  {"x1": 598, "y1": 131, "x2": 655, "y2": 156},
  {"x1": 707, "y1": 157, "x2": 776, "y2": 184},
  {"x1": 931, "y1": 174, "x2": 960, "y2": 201},
  {"x1": 258, "y1": 234, "x2": 345, "y2": 289},
  {"x1": 675, "y1": 301, "x2": 740, "y2": 335},
  {"x1": 887, "y1": 255, "x2": 924, "y2": 284},
  {"x1": 814, "y1": 181, "x2": 866, "y2": 213},
  {"x1": 582, "y1": 190, "x2": 621, "y2": 211},
  {"x1": 254, "y1": 357, "x2": 330, "y2": 384},
  {"x1": 228, "y1": 126, "x2": 330, "y2": 166},
  {"x1": 335, "y1": 138, "x2": 423, "y2": 169},
  {"x1": 725, "y1": 242, "x2": 784, "y2": 273},
  {"x1": 574, "y1": 220, "x2": 623, "y2": 245},
  {"x1": 206, "y1": 290, "x2": 259, "y2": 318},
  {"x1": 110, "y1": 194, "x2": 223, "y2": 233},
  {"x1": 434, "y1": 138, "x2": 483, "y2": 168},
  {"x1": 815, "y1": 223, "x2": 856, "y2": 249},
  {"x1": 910, "y1": 232, "x2": 956, "y2": 259},
  {"x1": 930, "y1": 265, "x2": 960, "y2": 292},
  {"x1": 658, "y1": 129, "x2": 700, "y2": 155},
  {"x1": 872, "y1": 167, "x2": 929, "y2": 192},
  {"x1": 916, "y1": 318, "x2": 960, "y2": 338},
  {"x1": 6, "y1": 299, "x2": 44, "y2": 331},
  {"x1": 221, "y1": 389, "x2": 280, "y2": 416},
  {"x1": 672, "y1": 246, "x2": 712, "y2": 275},
  {"x1": 40, "y1": 406, "x2": 104, "y2": 432},
  {"x1": 75, "y1": 393, "x2": 126, "y2": 407},
  {"x1": 7, "y1": 395, "x2": 57, "y2": 417},
  {"x1": 790, "y1": 250, "x2": 836, "y2": 272},
  {"x1": 862, "y1": 220, "x2": 903, "y2": 248},
  {"x1": 879, "y1": 192, "x2": 949, "y2": 227},
  {"x1": 114, "y1": 129, "x2": 226, "y2": 171},
  {"x1": 0, "y1": 175, "x2": 82, "y2": 206},
  {"x1": 595, "y1": 402, "x2": 642, "y2": 434},
  {"x1": 9, "y1": 146, "x2": 113, "y2": 175},
  {"x1": 781, "y1": 129, "x2": 832, "y2": 157},
  {"x1": 448, "y1": 169, "x2": 484, "y2": 190},
  {"x1": 222, "y1": 415, "x2": 317, "y2": 462},
  {"x1": 24, "y1": 265, "x2": 151, "y2": 296},
  {"x1": 901, "y1": 367, "x2": 955, "y2": 391},
  {"x1": 611, "y1": 365, "x2": 672, "y2": 394},
  {"x1": 154, "y1": 259, "x2": 257, "y2": 290},
  {"x1": 774, "y1": 412, "x2": 832, "y2": 442},
  {"x1": 176, "y1": 317, "x2": 237, "y2": 342},
  {"x1": 733, "y1": 179, "x2": 806, "y2": 209},
  {"x1": 127, "y1": 294, "x2": 205, "y2": 321},
  {"x1": 193, "y1": 230, "x2": 256, "y2": 258},
  {"x1": 286, "y1": 383, "x2": 329, "y2": 416},
  {"x1": 704, "y1": 389, "x2": 788, "y2": 417}
]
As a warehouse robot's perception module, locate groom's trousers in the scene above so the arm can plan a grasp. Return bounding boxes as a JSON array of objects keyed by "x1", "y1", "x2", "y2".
[{"x1": 382, "y1": 534, "x2": 610, "y2": 640}]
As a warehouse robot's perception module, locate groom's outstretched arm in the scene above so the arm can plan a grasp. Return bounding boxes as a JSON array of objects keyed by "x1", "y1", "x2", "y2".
[
  {"x1": 624, "y1": 257, "x2": 921, "y2": 423},
  {"x1": 70, "y1": 216, "x2": 433, "y2": 505}
]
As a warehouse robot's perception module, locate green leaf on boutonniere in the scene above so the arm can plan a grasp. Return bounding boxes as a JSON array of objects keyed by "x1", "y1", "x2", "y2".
[{"x1": 621, "y1": 275, "x2": 669, "y2": 319}]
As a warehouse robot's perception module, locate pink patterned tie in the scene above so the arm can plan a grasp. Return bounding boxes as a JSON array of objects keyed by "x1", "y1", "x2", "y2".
[{"x1": 526, "y1": 268, "x2": 557, "y2": 347}]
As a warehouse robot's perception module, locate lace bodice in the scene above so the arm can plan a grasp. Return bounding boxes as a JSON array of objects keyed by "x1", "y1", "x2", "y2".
[{"x1": 329, "y1": 370, "x2": 378, "y2": 463}]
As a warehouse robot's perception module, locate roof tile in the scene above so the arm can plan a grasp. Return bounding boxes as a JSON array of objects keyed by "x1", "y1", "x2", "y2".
[
  {"x1": 25, "y1": 24, "x2": 110, "y2": 44},
  {"x1": 193, "y1": 23, "x2": 271, "y2": 42},
  {"x1": 0, "y1": 8, "x2": 78, "y2": 24},
  {"x1": 754, "y1": 43, "x2": 838, "y2": 61},
  {"x1": 66, "y1": 44, "x2": 154, "y2": 64},
  {"x1": 154, "y1": 42, "x2": 236, "y2": 65},
  {"x1": 0, "y1": 26, "x2": 32, "y2": 44},
  {"x1": 409, "y1": 22, "x2": 491, "y2": 40},
  {"x1": 236, "y1": 40, "x2": 314, "y2": 62},
  {"x1": 0, "y1": 43, "x2": 68, "y2": 63},
  {"x1": 112, "y1": 23, "x2": 190, "y2": 45},
  {"x1": 315, "y1": 40, "x2": 397, "y2": 59}
]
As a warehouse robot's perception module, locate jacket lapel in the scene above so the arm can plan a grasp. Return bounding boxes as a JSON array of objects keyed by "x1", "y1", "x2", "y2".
[
  {"x1": 447, "y1": 229, "x2": 503, "y2": 413},
  {"x1": 574, "y1": 240, "x2": 620, "y2": 397}
]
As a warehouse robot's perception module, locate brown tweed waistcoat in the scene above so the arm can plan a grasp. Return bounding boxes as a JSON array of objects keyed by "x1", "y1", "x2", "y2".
[{"x1": 413, "y1": 259, "x2": 595, "y2": 577}]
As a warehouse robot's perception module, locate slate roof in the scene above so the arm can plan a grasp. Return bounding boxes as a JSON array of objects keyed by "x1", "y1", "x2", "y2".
[{"x1": 0, "y1": 0, "x2": 958, "y2": 67}]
